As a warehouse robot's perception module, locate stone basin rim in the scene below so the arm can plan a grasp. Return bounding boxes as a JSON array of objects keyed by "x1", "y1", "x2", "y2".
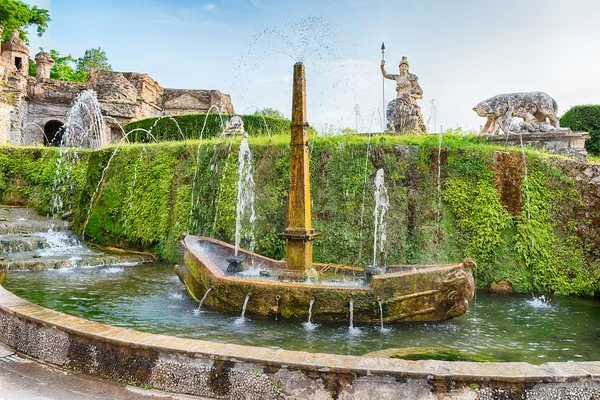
[
  {"x1": 1, "y1": 284, "x2": 599, "y2": 381},
  {"x1": 184, "y1": 234, "x2": 472, "y2": 287}
]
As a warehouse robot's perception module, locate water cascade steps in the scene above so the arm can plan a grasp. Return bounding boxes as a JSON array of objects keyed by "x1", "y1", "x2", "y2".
[{"x1": 0, "y1": 207, "x2": 155, "y2": 272}]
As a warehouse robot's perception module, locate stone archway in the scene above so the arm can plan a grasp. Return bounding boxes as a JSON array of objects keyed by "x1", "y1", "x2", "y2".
[{"x1": 44, "y1": 120, "x2": 65, "y2": 146}]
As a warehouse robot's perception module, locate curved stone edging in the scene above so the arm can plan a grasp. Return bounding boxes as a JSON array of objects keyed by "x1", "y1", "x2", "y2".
[{"x1": 0, "y1": 285, "x2": 599, "y2": 399}]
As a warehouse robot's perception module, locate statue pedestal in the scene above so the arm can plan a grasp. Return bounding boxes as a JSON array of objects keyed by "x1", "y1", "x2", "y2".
[
  {"x1": 480, "y1": 131, "x2": 589, "y2": 161},
  {"x1": 386, "y1": 98, "x2": 426, "y2": 134}
]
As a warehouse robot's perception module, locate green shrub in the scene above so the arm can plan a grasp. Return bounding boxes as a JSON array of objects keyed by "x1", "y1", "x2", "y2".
[
  {"x1": 123, "y1": 113, "x2": 291, "y2": 142},
  {"x1": 560, "y1": 105, "x2": 600, "y2": 156}
]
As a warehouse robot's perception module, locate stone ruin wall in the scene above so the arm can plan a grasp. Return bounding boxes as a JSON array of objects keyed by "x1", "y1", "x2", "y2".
[
  {"x1": 0, "y1": 58, "x2": 12, "y2": 144},
  {"x1": 0, "y1": 56, "x2": 27, "y2": 145},
  {"x1": 24, "y1": 77, "x2": 86, "y2": 145},
  {"x1": 162, "y1": 88, "x2": 234, "y2": 115},
  {"x1": 0, "y1": 43, "x2": 234, "y2": 146}
]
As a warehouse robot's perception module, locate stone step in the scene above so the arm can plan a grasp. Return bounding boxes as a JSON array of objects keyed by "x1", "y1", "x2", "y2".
[
  {"x1": 0, "y1": 234, "x2": 50, "y2": 253},
  {"x1": 0, "y1": 220, "x2": 70, "y2": 235},
  {"x1": 0, "y1": 207, "x2": 39, "y2": 220},
  {"x1": 1, "y1": 253, "x2": 155, "y2": 271}
]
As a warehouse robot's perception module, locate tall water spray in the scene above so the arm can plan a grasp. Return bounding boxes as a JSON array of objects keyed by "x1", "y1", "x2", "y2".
[
  {"x1": 372, "y1": 169, "x2": 390, "y2": 267},
  {"x1": 63, "y1": 90, "x2": 107, "y2": 149},
  {"x1": 234, "y1": 135, "x2": 256, "y2": 256},
  {"x1": 50, "y1": 90, "x2": 106, "y2": 217}
]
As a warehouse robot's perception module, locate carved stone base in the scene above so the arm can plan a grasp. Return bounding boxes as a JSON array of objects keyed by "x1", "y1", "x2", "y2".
[
  {"x1": 480, "y1": 131, "x2": 589, "y2": 161},
  {"x1": 386, "y1": 98, "x2": 426, "y2": 134}
]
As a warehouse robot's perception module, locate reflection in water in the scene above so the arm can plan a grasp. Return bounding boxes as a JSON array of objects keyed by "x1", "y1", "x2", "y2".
[{"x1": 6, "y1": 263, "x2": 600, "y2": 364}]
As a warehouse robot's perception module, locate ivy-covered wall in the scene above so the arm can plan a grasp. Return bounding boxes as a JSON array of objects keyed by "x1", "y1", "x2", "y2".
[
  {"x1": 1, "y1": 135, "x2": 599, "y2": 297},
  {"x1": 0, "y1": 147, "x2": 90, "y2": 214}
]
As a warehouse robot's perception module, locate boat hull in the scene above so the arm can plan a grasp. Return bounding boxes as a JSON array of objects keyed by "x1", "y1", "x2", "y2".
[{"x1": 177, "y1": 235, "x2": 475, "y2": 323}]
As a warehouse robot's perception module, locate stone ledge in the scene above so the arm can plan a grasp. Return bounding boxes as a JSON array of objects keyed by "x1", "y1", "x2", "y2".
[
  {"x1": 479, "y1": 131, "x2": 589, "y2": 161},
  {"x1": 0, "y1": 285, "x2": 599, "y2": 399}
]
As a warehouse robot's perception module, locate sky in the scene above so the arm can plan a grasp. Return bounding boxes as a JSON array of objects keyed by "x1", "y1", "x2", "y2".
[{"x1": 24, "y1": 0, "x2": 600, "y2": 133}]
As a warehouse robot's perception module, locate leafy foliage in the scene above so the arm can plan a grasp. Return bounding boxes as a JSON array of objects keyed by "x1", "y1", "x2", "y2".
[
  {"x1": 31, "y1": 48, "x2": 112, "y2": 82},
  {"x1": 0, "y1": 147, "x2": 89, "y2": 214},
  {"x1": 47, "y1": 49, "x2": 85, "y2": 82},
  {"x1": 560, "y1": 104, "x2": 600, "y2": 156},
  {"x1": 0, "y1": 0, "x2": 50, "y2": 43},
  {"x1": 76, "y1": 47, "x2": 112, "y2": 79}
]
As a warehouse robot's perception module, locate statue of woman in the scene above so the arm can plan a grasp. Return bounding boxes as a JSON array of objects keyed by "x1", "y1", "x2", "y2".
[{"x1": 380, "y1": 56, "x2": 423, "y2": 105}]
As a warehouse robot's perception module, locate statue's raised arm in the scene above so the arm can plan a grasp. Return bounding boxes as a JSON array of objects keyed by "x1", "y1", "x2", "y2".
[{"x1": 380, "y1": 60, "x2": 396, "y2": 80}]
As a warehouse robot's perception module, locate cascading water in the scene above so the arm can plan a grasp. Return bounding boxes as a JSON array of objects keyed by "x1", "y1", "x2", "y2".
[
  {"x1": 194, "y1": 288, "x2": 213, "y2": 315},
  {"x1": 234, "y1": 135, "x2": 256, "y2": 256},
  {"x1": 349, "y1": 299, "x2": 354, "y2": 329},
  {"x1": 378, "y1": 299, "x2": 390, "y2": 333},
  {"x1": 357, "y1": 132, "x2": 372, "y2": 264},
  {"x1": 235, "y1": 294, "x2": 251, "y2": 325},
  {"x1": 302, "y1": 297, "x2": 317, "y2": 331},
  {"x1": 372, "y1": 169, "x2": 390, "y2": 267},
  {"x1": 348, "y1": 299, "x2": 362, "y2": 335}
]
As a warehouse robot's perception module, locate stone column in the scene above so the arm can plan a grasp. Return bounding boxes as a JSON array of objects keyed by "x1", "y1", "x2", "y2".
[
  {"x1": 279, "y1": 62, "x2": 320, "y2": 279},
  {"x1": 34, "y1": 52, "x2": 54, "y2": 79}
]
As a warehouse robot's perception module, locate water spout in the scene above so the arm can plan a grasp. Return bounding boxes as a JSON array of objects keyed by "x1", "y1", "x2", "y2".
[
  {"x1": 358, "y1": 131, "x2": 372, "y2": 264},
  {"x1": 378, "y1": 299, "x2": 390, "y2": 333},
  {"x1": 235, "y1": 294, "x2": 251, "y2": 325},
  {"x1": 234, "y1": 135, "x2": 256, "y2": 256},
  {"x1": 197, "y1": 287, "x2": 212, "y2": 311},
  {"x1": 372, "y1": 169, "x2": 390, "y2": 267},
  {"x1": 349, "y1": 298, "x2": 354, "y2": 329},
  {"x1": 303, "y1": 297, "x2": 317, "y2": 331}
]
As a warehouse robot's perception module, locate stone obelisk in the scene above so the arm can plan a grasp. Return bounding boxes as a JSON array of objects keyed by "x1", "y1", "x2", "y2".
[{"x1": 279, "y1": 62, "x2": 320, "y2": 279}]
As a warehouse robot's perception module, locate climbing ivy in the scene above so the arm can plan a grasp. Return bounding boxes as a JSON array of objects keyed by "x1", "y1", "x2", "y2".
[{"x1": 1, "y1": 134, "x2": 598, "y2": 297}]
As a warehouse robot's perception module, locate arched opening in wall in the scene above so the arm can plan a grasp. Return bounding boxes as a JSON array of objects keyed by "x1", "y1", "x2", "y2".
[{"x1": 44, "y1": 120, "x2": 65, "y2": 146}]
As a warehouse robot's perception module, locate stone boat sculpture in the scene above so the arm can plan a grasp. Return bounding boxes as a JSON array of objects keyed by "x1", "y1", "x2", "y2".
[
  {"x1": 178, "y1": 236, "x2": 475, "y2": 323},
  {"x1": 177, "y1": 63, "x2": 475, "y2": 323}
]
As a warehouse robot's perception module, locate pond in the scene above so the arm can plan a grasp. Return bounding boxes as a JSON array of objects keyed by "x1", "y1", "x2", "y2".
[{"x1": 6, "y1": 262, "x2": 599, "y2": 364}]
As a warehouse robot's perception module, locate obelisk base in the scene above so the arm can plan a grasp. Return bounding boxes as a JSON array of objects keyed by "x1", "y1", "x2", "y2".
[{"x1": 278, "y1": 228, "x2": 321, "y2": 280}]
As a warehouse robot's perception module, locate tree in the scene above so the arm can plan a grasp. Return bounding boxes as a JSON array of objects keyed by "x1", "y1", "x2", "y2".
[
  {"x1": 47, "y1": 49, "x2": 80, "y2": 82},
  {"x1": 254, "y1": 108, "x2": 285, "y2": 119},
  {"x1": 561, "y1": 105, "x2": 600, "y2": 156},
  {"x1": 43, "y1": 48, "x2": 111, "y2": 83},
  {"x1": 75, "y1": 47, "x2": 112, "y2": 77},
  {"x1": 0, "y1": 0, "x2": 50, "y2": 44}
]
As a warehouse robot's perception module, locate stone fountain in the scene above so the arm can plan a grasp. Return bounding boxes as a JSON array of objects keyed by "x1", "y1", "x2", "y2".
[{"x1": 177, "y1": 63, "x2": 475, "y2": 323}]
